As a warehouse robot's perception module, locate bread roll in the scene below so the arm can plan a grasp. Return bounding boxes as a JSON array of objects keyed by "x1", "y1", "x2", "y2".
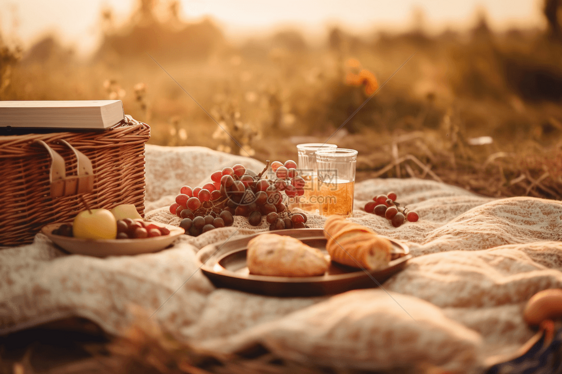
[
  {"x1": 324, "y1": 216, "x2": 392, "y2": 270},
  {"x1": 247, "y1": 234, "x2": 329, "y2": 277},
  {"x1": 524, "y1": 289, "x2": 562, "y2": 326}
]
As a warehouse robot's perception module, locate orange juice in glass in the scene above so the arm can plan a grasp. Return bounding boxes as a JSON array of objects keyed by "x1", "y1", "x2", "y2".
[
  {"x1": 295, "y1": 143, "x2": 337, "y2": 213},
  {"x1": 316, "y1": 148, "x2": 357, "y2": 217}
]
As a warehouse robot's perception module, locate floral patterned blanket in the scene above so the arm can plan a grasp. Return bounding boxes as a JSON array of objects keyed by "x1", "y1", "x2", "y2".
[{"x1": 1, "y1": 145, "x2": 562, "y2": 373}]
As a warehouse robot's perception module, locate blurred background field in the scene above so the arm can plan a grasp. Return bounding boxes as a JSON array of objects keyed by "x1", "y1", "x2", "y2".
[{"x1": 1, "y1": 0, "x2": 561, "y2": 200}]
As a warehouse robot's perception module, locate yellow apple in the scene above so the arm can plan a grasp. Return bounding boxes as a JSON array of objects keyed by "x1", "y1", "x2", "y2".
[
  {"x1": 111, "y1": 204, "x2": 142, "y2": 221},
  {"x1": 73, "y1": 209, "x2": 117, "y2": 240}
]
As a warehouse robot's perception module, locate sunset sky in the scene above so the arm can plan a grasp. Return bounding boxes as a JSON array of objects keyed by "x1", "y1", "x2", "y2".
[{"x1": 0, "y1": 0, "x2": 545, "y2": 55}]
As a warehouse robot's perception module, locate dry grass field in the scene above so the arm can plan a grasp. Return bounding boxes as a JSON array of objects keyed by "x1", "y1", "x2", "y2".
[{"x1": 1, "y1": 0, "x2": 561, "y2": 200}]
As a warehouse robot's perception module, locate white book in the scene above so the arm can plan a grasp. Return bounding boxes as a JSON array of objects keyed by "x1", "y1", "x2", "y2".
[{"x1": 0, "y1": 100, "x2": 125, "y2": 130}]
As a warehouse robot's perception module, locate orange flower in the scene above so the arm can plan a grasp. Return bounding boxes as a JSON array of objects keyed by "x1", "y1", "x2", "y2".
[
  {"x1": 345, "y1": 69, "x2": 379, "y2": 96},
  {"x1": 359, "y1": 69, "x2": 379, "y2": 95}
]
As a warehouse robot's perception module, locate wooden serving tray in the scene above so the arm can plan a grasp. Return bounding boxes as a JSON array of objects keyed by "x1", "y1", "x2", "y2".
[{"x1": 197, "y1": 228, "x2": 411, "y2": 297}]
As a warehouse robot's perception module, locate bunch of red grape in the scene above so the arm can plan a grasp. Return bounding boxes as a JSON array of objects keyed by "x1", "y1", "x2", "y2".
[
  {"x1": 170, "y1": 160, "x2": 309, "y2": 236},
  {"x1": 117, "y1": 219, "x2": 170, "y2": 239},
  {"x1": 364, "y1": 192, "x2": 419, "y2": 228}
]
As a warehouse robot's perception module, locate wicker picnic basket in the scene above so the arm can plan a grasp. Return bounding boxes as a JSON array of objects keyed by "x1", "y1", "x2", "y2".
[{"x1": 0, "y1": 116, "x2": 150, "y2": 246}]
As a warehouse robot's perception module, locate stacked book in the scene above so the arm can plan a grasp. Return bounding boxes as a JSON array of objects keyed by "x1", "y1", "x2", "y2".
[{"x1": 0, "y1": 100, "x2": 125, "y2": 131}]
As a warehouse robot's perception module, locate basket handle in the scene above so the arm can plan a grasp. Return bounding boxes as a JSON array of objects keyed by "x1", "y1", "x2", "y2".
[
  {"x1": 33, "y1": 140, "x2": 95, "y2": 198},
  {"x1": 58, "y1": 140, "x2": 95, "y2": 195}
]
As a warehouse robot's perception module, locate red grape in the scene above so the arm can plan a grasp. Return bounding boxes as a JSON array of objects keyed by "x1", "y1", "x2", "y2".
[
  {"x1": 176, "y1": 194, "x2": 189, "y2": 206},
  {"x1": 231, "y1": 180, "x2": 245, "y2": 193},
  {"x1": 134, "y1": 227, "x2": 148, "y2": 238},
  {"x1": 276, "y1": 203, "x2": 286, "y2": 213},
  {"x1": 179, "y1": 218, "x2": 192, "y2": 231},
  {"x1": 274, "y1": 179, "x2": 286, "y2": 191},
  {"x1": 227, "y1": 199, "x2": 238, "y2": 210},
  {"x1": 292, "y1": 221, "x2": 305, "y2": 229},
  {"x1": 128, "y1": 222, "x2": 143, "y2": 236},
  {"x1": 220, "y1": 211, "x2": 234, "y2": 226},
  {"x1": 189, "y1": 226, "x2": 201, "y2": 237},
  {"x1": 387, "y1": 192, "x2": 397, "y2": 201},
  {"x1": 222, "y1": 167, "x2": 234, "y2": 176},
  {"x1": 202, "y1": 224, "x2": 215, "y2": 233},
  {"x1": 270, "y1": 219, "x2": 286, "y2": 231},
  {"x1": 117, "y1": 220, "x2": 128, "y2": 233},
  {"x1": 296, "y1": 188, "x2": 305, "y2": 196},
  {"x1": 235, "y1": 205, "x2": 250, "y2": 216},
  {"x1": 385, "y1": 206, "x2": 398, "y2": 219},
  {"x1": 211, "y1": 171, "x2": 222, "y2": 183},
  {"x1": 213, "y1": 182, "x2": 221, "y2": 191},
  {"x1": 271, "y1": 161, "x2": 283, "y2": 172},
  {"x1": 233, "y1": 164, "x2": 246, "y2": 177},
  {"x1": 248, "y1": 211, "x2": 262, "y2": 226},
  {"x1": 193, "y1": 216, "x2": 205, "y2": 229},
  {"x1": 199, "y1": 189, "x2": 211, "y2": 202},
  {"x1": 291, "y1": 214, "x2": 305, "y2": 223},
  {"x1": 211, "y1": 190, "x2": 221, "y2": 201},
  {"x1": 256, "y1": 179, "x2": 270, "y2": 192},
  {"x1": 213, "y1": 218, "x2": 225, "y2": 228},
  {"x1": 148, "y1": 229, "x2": 161, "y2": 238},
  {"x1": 203, "y1": 183, "x2": 215, "y2": 192},
  {"x1": 276, "y1": 166, "x2": 288, "y2": 179},
  {"x1": 176, "y1": 205, "x2": 186, "y2": 217},
  {"x1": 374, "y1": 204, "x2": 387, "y2": 217},
  {"x1": 180, "y1": 186, "x2": 193, "y2": 196},
  {"x1": 240, "y1": 175, "x2": 255, "y2": 188},
  {"x1": 285, "y1": 184, "x2": 297, "y2": 198},
  {"x1": 283, "y1": 217, "x2": 293, "y2": 229},
  {"x1": 407, "y1": 211, "x2": 419, "y2": 222},
  {"x1": 193, "y1": 187, "x2": 201, "y2": 198},
  {"x1": 221, "y1": 174, "x2": 235, "y2": 188},
  {"x1": 117, "y1": 232, "x2": 129, "y2": 239},
  {"x1": 204, "y1": 215, "x2": 214, "y2": 225},
  {"x1": 187, "y1": 197, "x2": 201, "y2": 210},
  {"x1": 284, "y1": 160, "x2": 297, "y2": 169},
  {"x1": 365, "y1": 201, "x2": 376, "y2": 213},
  {"x1": 265, "y1": 212, "x2": 279, "y2": 224},
  {"x1": 265, "y1": 185, "x2": 278, "y2": 196},
  {"x1": 376, "y1": 195, "x2": 388, "y2": 204},
  {"x1": 392, "y1": 213, "x2": 405, "y2": 227},
  {"x1": 385, "y1": 198, "x2": 394, "y2": 207},
  {"x1": 262, "y1": 203, "x2": 277, "y2": 215},
  {"x1": 287, "y1": 168, "x2": 298, "y2": 178},
  {"x1": 267, "y1": 192, "x2": 283, "y2": 205},
  {"x1": 255, "y1": 191, "x2": 268, "y2": 205},
  {"x1": 292, "y1": 176, "x2": 305, "y2": 189},
  {"x1": 169, "y1": 203, "x2": 179, "y2": 214},
  {"x1": 180, "y1": 209, "x2": 194, "y2": 219}
]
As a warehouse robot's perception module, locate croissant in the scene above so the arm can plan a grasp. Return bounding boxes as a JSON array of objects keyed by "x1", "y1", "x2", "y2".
[
  {"x1": 324, "y1": 216, "x2": 392, "y2": 270},
  {"x1": 247, "y1": 234, "x2": 329, "y2": 277}
]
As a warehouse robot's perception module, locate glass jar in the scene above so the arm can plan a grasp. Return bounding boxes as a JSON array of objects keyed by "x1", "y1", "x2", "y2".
[
  {"x1": 315, "y1": 148, "x2": 358, "y2": 217},
  {"x1": 295, "y1": 143, "x2": 337, "y2": 213}
]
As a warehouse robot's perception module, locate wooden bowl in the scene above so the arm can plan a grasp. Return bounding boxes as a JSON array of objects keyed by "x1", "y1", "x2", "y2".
[{"x1": 41, "y1": 222, "x2": 184, "y2": 257}]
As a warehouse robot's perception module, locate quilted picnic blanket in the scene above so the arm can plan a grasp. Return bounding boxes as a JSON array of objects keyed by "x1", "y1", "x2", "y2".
[{"x1": 1, "y1": 144, "x2": 562, "y2": 373}]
